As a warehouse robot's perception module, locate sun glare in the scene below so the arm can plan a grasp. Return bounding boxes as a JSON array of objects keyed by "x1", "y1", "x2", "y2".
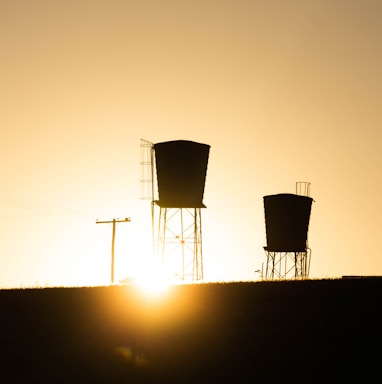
[
  {"x1": 132, "y1": 266, "x2": 175, "y2": 297},
  {"x1": 135, "y1": 275, "x2": 169, "y2": 296}
]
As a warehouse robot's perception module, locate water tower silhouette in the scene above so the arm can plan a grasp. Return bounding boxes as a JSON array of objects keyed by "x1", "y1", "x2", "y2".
[
  {"x1": 262, "y1": 182, "x2": 313, "y2": 279},
  {"x1": 141, "y1": 139, "x2": 210, "y2": 281}
]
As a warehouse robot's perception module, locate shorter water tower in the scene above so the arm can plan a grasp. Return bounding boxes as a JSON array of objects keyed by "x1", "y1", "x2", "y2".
[
  {"x1": 263, "y1": 182, "x2": 313, "y2": 279},
  {"x1": 141, "y1": 139, "x2": 210, "y2": 281}
]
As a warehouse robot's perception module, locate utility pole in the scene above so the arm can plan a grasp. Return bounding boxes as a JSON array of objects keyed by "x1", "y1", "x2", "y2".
[{"x1": 96, "y1": 217, "x2": 131, "y2": 284}]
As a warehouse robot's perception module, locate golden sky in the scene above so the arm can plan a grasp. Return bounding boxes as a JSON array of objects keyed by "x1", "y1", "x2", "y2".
[{"x1": 1, "y1": 0, "x2": 382, "y2": 287}]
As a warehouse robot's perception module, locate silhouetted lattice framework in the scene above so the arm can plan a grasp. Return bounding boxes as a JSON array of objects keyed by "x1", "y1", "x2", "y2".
[
  {"x1": 263, "y1": 193, "x2": 313, "y2": 279},
  {"x1": 152, "y1": 140, "x2": 210, "y2": 281}
]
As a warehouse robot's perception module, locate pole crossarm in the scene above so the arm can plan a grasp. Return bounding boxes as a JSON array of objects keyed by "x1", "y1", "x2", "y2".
[{"x1": 96, "y1": 218, "x2": 131, "y2": 224}]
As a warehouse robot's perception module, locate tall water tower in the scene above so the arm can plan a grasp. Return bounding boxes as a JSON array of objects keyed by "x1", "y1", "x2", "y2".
[
  {"x1": 262, "y1": 182, "x2": 313, "y2": 279},
  {"x1": 140, "y1": 139, "x2": 210, "y2": 281}
]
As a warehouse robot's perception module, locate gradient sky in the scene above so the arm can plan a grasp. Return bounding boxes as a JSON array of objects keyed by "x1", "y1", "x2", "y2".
[{"x1": 1, "y1": 0, "x2": 382, "y2": 287}]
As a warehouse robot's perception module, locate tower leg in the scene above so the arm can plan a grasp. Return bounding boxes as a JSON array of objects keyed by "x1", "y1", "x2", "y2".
[
  {"x1": 263, "y1": 250, "x2": 310, "y2": 280},
  {"x1": 155, "y1": 207, "x2": 203, "y2": 281}
]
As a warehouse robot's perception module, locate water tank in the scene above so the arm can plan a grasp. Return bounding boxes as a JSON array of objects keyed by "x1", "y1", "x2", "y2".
[
  {"x1": 263, "y1": 193, "x2": 313, "y2": 252},
  {"x1": 154, "y1": 140, "x2": 210, "y2": 208}
]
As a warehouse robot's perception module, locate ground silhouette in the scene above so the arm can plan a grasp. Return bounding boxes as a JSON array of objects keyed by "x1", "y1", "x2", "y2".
[{"x1": 0, "y1": 279, "x2": 381, "y2": 383}]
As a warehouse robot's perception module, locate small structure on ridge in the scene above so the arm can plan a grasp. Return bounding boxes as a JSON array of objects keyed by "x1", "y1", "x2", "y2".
[{"x1": 262, "y1": 182, "x2": 313, "y2": 279}]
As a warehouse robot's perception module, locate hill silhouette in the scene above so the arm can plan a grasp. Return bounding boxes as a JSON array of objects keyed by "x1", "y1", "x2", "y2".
[{"x1": 0, "y1": 279, "x2": 381, "y2": 383}]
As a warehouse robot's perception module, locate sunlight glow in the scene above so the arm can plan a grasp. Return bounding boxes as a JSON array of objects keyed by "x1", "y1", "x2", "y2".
[
  {"x1": 132, "y1": 265, "x2": 175, "y2": 297},
  {"x1": 135, "y1": 275, "x2": 170, "y2": 296}
]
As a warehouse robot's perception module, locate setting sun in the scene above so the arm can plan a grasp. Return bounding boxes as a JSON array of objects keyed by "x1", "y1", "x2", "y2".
[
  {"x1": 134, "y1": 272, "x2": 171, "y2": 296},
  {"x1": 132, "y1": 260, "x2": 185, "y2": 296}
]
